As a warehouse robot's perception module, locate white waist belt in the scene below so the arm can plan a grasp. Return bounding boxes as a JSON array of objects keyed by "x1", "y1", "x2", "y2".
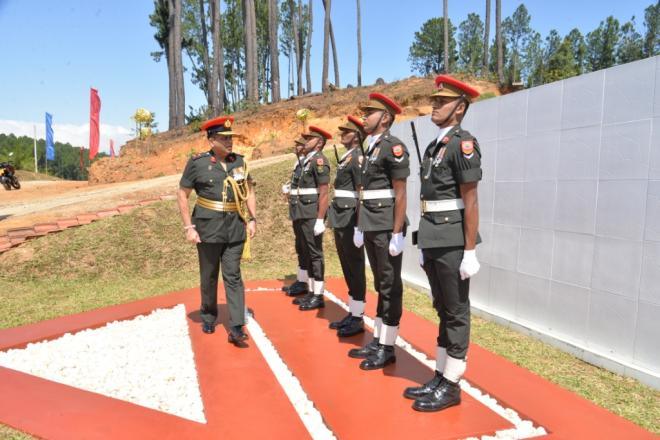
[
  {"x1": 334, "y1": 189, "x2": 358, "y2": 198},
  {"x1": 361, "y1": 189, "x2": 395, "y2": 200},
  {"x1": 295, "y1": 188, "x2": 320, "y2": 195},
  {"x1": 421, "y1": 198, "x2": 464, "y2": 212}
]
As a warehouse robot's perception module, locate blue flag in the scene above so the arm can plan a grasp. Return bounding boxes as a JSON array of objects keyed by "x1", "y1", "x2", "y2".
[{"x1": 45, "y1": 112, "x2": 55, "y2": 160}]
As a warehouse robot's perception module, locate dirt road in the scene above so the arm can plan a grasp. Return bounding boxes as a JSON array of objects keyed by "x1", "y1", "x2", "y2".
[{"x1": 0, "y1": 153, "x2": 293, "y2": 235}]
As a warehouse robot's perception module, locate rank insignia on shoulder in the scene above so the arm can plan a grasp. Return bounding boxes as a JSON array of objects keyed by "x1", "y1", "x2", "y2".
[
  {"x1": 316, "y1": 157, "x2": 324, "y2": 166},
  {"x1": 442, "y1": 136, "x2": 450, "y2": 144},
  {"x1": 210, "y1": 156, "x2": 217, "y2": 163},
  {"x1": 461, "y1": 140, "x2": 474, "y2": 155},
  {"x1": 192, "y1": 152, "x2": 209, "y2": 160},
  {"x1": 392, "y1": 145, "x2": 404, "y2": 157}
]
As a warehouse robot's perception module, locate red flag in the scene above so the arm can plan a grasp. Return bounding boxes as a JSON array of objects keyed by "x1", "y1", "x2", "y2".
[
  {"x1": 89, "y1": 88, "x2": 101, "y2": 160},
  {"x1": 109, "y1": 139, "x2": 115, "y2": 158}
]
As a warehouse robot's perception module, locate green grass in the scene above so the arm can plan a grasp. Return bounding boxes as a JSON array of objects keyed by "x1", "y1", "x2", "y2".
[{"x1": 0, "y1": 157, "x2": 658, "y2": 438}]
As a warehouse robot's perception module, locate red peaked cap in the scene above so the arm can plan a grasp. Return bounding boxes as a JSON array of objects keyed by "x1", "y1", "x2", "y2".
[
  {"x1": 363, "y1": 92, "x2": 402, "y2": 115},
  {"x1": 302, "y1": 125, "x2": 333, "y2": 140},
  {"x1": 347, "y1": 115, "x2": 364, "y2": 129},
  {"x1": 201, "y1": 115, "x2": 235, "y2": 134},
  {"x1": 433, "y1": 75, "x2": 480, "y2": 99}
]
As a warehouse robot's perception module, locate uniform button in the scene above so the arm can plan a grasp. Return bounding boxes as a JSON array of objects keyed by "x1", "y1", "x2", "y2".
[
  {"x1": 445, "y1": 217, "x2": 449, "y2": 222},
  {"x1": 344, "y1": 205, "x2": 348, "y2": 208},
  {"x1": 378, "y1": 203, "x2": 382, "y2": 207}
]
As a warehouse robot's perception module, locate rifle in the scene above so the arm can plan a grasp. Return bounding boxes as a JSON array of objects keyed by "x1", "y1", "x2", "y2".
[
  {"x1": 332, "y1": 143, "x2": 340, "y2": 164},
  {"x1": 409, "y1": 121, "x2": 422, "y2": 171}
]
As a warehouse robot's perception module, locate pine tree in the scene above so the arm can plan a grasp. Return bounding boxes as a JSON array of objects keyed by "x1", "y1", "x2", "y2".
[{"x1": 458, "y1": 13, "x2": 485, "y2": 75}]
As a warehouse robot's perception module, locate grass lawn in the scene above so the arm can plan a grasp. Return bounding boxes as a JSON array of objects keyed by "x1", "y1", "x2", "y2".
[{"x1": 0, "y1": 157, "x2": 658, "y2": 438}]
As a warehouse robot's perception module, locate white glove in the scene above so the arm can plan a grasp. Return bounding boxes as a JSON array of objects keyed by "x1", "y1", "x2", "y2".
[
  {"x1": 459, "y1": 249, "x2": 480, "y2": 280},
  {"x1": 353, "y1": 227, "x2": 364, "y2": 248},
  {"x1": 418, "y1": 249, "x2": 425, "y2": 267},
  {"x1": 313, "y1": 218, "x2": 326, "y2": 236},
  {"x1": 388, "y1": 232, "x2": 404, "y2": 256},
  {"x1": 281, "y1": 182, "x2": 291, "y2": 194}
]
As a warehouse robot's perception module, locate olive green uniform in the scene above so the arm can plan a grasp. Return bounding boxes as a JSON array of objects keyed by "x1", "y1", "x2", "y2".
[
  {"x1": 327, "y1": 147, "x2": 366, "y2": 303},
  {"x1": 418, "y1": 127, "x2": 482, "y2": 359},
  {"x1": 358, "y1": 131, "x2": 410, "y2": 327},
  {"x1": 289, "y1": 151, "x2": 331, "y2": 283},
  {"x1": 180, "y1": 151, "x2": 250, "y2": 328}
]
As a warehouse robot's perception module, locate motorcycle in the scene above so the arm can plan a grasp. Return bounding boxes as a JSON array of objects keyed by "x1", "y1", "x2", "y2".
[{"x1": 0, "y1": 162, "x2": 20, "y2": 190}]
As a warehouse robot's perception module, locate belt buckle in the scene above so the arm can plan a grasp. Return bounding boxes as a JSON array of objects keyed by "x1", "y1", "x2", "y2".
[{"x1": 421, "y1": 200, "x2": 427, "y2": 214}]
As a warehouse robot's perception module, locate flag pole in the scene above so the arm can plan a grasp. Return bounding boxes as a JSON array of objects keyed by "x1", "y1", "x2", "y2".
[{"x1": 33, "y1": 124, "x2": 38, "y2": 173}]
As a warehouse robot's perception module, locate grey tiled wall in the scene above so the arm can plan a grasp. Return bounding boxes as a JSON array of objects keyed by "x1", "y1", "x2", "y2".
[{"x1": 392, "y1": 56, "x2": 660, "y2": 384}]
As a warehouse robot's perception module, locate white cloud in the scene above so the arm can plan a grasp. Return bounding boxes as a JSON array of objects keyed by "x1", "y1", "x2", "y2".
[{"x1": 0, "y1": 119, "x2": 133, "y2": 155}]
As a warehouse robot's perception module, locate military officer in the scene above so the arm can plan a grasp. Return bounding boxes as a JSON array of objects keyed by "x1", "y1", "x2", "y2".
[
  {"x1": 327, "y1": 115, "x2": 367, "y2": 337},
  {"x1": 289, "y1": 126, "x2": 332, "y2": 311},
  {"x1": 177, "y1": 116, "x2": 257, "y2": 345},
  {"x1": 348, "y1": 93, "x2": 410, "y2": 370},
  {"x1": 282, "y1": 138, "x2": 311, "y2": 297},
  {"x1": 403, "y1": 75, "x2": 482, "y2": 412}
]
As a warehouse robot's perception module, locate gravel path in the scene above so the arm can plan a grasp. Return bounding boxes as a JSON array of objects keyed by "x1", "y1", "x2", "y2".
[{"x1": 0, "y1": 304, "x2": 206, "y2": 423}]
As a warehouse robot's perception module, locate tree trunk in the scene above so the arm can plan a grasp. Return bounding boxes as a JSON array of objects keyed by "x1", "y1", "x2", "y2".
[
  {"x1": 329, "y1": 13, "x2": 340, "y2": 87},
  {"x1": 443, "y1": 0, "x2": 449, "y2": 73},
  {"x1": 483, "y1": 0, "x2": 490, "y2": 76},
  {"x1": 289, "y1": 0, "x2": 303, "y2": 96},
  {"x1": 167, "y1": 3, "x2": 176, "y2": 130},
  {"x1": 211, "y1": 0, "x2": 224, "y2": 114},
  {"x1": 268, "y1": 0, "x2": 280, "y2": 102},
  {"x1": 496, "y1": 0, "x2": 503, "y2": 85},
  {"x1": 305, "y1": 0, "x2": 312, "y2": 93},
  {"x1": 199, "y1": 0, "x2": 212, "y2": 107},
  {"x1": 297, "y1": 1, "x2": 305, "y2": 95},
  {"x1": 356, "y1": 0, "x2": 362, "y2": 86},
  {"x1": 322, "y1": 0, "x2": 330, "y2": 92},
  {"x1": 244, "y1": 0, "x2": 258, "y2": 103},
  {"x1": 170, "y1": 0, "x2": 185, "y2": 128}
]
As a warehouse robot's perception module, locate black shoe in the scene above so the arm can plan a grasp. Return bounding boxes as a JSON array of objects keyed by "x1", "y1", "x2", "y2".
[
  {"x1": 412, "y1": 379, "x2": 461, "y2": 412},
  {"x1": 360, "y1": 344, "x2": 396, "y2": 370},
  {"x1": 228, "y1": 325, "x2": 248, "y2": 344},
  {"x1": 337, "y1": 317, "x2": 365, "y2": 337},
  {"x1": 285, "y1": 281, "x2": 309, "y2": 296},
  {"x1": 292, "y1": 292, "x2": 314, "y2": 305},
  {"x1": 348, "y1": 338, "x2": 380, "y2": 359},
  {"x1": 202, "y1": 322, "x2": 215, "y2": 334},
  {"x1": 329, "y1": 313, "x2": 353, "y2": 330},
  {"x1": 299, "y1": 295, "x2": 325, "y2": 311},
  {"x1": 403, "y1": 371, "x2": 444, "y2": 400}
]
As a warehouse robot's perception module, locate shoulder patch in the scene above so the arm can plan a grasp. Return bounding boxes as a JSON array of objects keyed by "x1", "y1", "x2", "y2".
[
  {"x1": 192, "y1": 152, "x2": 210, "y2": 161},
  {"x1": 392, "y1": 145, "x2": 404, "y2": 157},
  {"x1": 461, "y1": 140, "x2": 474, "y2": 156}
]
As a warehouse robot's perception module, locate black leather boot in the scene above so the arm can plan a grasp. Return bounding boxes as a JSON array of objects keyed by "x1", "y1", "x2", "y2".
[
  {"x1": 403, "y1": 371, "x2": 444, "y2": 399},
  {"x1": 329, "y1": 313, "x2": 352, "y2": 329},
  {"x1": 284, "y1": 281, "x2": 309, "y2": 296},
  {"x1": 292, "y1": 292, "x2": 314, "y2": 305},
  {"x1": 412, "y1": 379, "x2": 461, "y2": 412},
  {"x1": 360, "y1": 344, "x2": 396, "y2": 370},
  {"x1": 337, "y1": 317, "x2": 365, "y2": 337},
  {"x1": 228, "y1": 325, "x2": 248, "y2": 344},
  {"x1": 202, "y1": 322, "x2": 215, "y2": 334},
  {"x1": 348, "y1": 338, "x2": 380, "y2": 359},
  {"x1": 299, "y1": 294, "x2": 325, "y2": 311}
]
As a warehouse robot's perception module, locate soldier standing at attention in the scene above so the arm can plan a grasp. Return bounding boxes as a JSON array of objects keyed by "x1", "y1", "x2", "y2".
[
  {"x1": 348, "y1": 93, "x2": 410, "y2": 370},
  {"x1": 327, "y1": 116, "x2": 367, "y2": 337},
  {"x1": 282, "y1": 138, "x2": 311, "y2": 298},
  {"x1": 403, "y1": 75, "x2": 482, "y2": 412},
  {"x1": 177, "y1": 116, "x2": 257, "y2": 345},
  {"x1": 290, "y1": 126, "x2": 332, "y2": 311}
]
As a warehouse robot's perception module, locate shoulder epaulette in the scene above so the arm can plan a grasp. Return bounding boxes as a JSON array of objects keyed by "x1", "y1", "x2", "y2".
[{"x1": 192, "y1": 152, "x2": 211, "y2": 161}]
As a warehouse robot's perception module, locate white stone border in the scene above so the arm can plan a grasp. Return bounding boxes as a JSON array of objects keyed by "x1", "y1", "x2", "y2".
[
  {"x1": 322, "y1": 289, "x2": 548, "y2": 440},
  {"x1": 245, "y1": 310, "x2": 336, "y2": 440}
]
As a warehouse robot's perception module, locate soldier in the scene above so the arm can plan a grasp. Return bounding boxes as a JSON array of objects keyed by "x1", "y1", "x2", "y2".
[
  {"x1": 327, "y1": 116, "x2": 367, "y2": 337},
  {"x1": 348, "y1": 93, "x2": 410, "y2": 370},
  {"x1": 403, "y1": 75, "x2": 482, "y2": 412},
  {"x1": 282, "y1": 138, "x2": 311, "y2": 298},
  {"x1": 289, "y1": 126, "x2": 332, "y2": 311},
  {"x1": 177, "y1": 116, "x2": 257, "y2": 345}
]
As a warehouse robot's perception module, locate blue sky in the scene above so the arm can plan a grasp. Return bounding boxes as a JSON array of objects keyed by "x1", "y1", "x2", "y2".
[{"x1": 0, "y1": 0, "x2": 653, "y2": 151}]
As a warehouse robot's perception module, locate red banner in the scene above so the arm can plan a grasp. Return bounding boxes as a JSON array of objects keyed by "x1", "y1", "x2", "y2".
[
  {"x1": 89, "y1": 88, "x2": 101, "y2": 160},
  {"x1": 109, "y1": 139, "x2": 115, "y2": 158}
]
